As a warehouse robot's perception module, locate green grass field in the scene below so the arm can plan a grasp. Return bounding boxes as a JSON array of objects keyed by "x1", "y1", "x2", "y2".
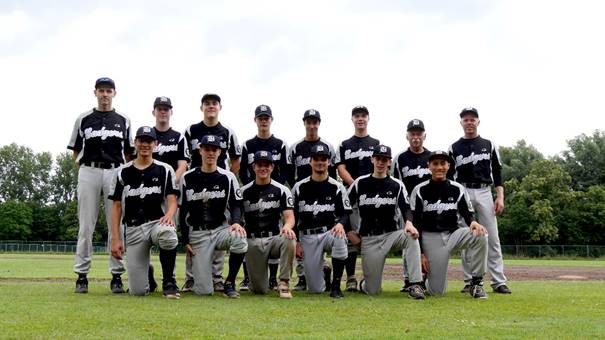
[{"x1": 1, "y1": 254, "x2": 604, "y2": 339}]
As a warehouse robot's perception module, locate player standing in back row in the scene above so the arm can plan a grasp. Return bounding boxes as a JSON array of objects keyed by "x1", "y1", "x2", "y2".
[{"x1": 448, "y1": 107, "x2": 511, "y2": 294}]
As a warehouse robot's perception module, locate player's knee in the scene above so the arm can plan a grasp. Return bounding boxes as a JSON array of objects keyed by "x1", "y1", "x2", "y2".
[{"x1": 229, "y1": 237, "x2": 248, "y2": 254}]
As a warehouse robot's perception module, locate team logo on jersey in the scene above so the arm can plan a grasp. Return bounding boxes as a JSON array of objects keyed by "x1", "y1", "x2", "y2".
[
  {"x1": 344, "y1": 199, "x2": 351, "y2": 209},
  {"x1": 125, "y1": 184, "x2": 162, "y2": 198},
  {"x1": 481, "y1": 148, "x2": 487, "y2": 152},
  {"x1": 295, "y1": 156, "x2": 310, "y2": 167},
  {"x1": 244, "y1": 198, "x2": 281, "y2": 212},
  {"x1": 344, "y1": 149, "x2": 373, "y2": 160},
  {"x1": 84, "y1": 127, "x2": 124, "y2": 140},
  {"x1": 213, "y1": 185, "x2": 220, "y2": 189},
  {"x1": 401, "y1": 166, "x2": 432, "y2": 179},
  {"x1": 286, "y1": 196, "x2": 294, "y2": 207},
  {"x1": 447, "y1": 197, "x2": 454, "y2": 202},
  {"x1": 186, "y1": 188, "x2": 226, "y2": 202},
  {"x1": 455, "y1": 152, "x2": 491, "y2": 166},
  {"x1": 267, "y1": 193, "x2": 274, "y2": 198},
  {"x1": 299, "y1": 200, "x2": 335, "y2": 215},
  {"x1": 359, "y1": 194, "x2": 396, "y2": 208},
  {"x1": 326, "y1": 196, "x2": 332, "y2": 201},
  {"x1": 114, "y1": 124, "x2": 121, "y2": 128},
  {"x1": 152, "y1": 177, "x2": 159, "y2": 182},
  {"x1": 169, "y1": 138, "x2": 175, "y2": 142},
  {"x1": 423, "y1": 199, "x2": 457, "y2": 214},
  {"x1": 154, "y1": 144, "x2": 178, "y2": 155},
  {"x1": 235, "y1": 188, "x2": 243, "y2": 200},
  {"x1": 191, "y1": 139, "x2": 200, "y2": 150}
]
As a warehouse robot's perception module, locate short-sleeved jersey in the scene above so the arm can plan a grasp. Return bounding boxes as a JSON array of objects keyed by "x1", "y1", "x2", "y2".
[
  {"x1": 348, "y1": 174, "x2": 411, "y2": 236},
  {"x1": 240, "y1": 135, "x2": 289, "y2": 185},
  {"x1": 152, "y1": 127, "x2": 190, "y2": 171},
  {"x1": 410, "y1": 179, "x2": 475, "y2": 233},
  {"x1": 337, "y1": 135, "x2": 380, "y2": 182},
  {"x1": 291, "y1": 177, "x2": 351, "y2": 231},
  {"x1": 241, "y1": 180, "x2": 293, "y2": 235},
  {"x1": 184, "y1": 121, "x2": 241, "y2": 169},
  {"x1": 288, "y1": 138, "x2": 337, "y2": 184},
  {"x1": 448, "y1": 136, "x2": 503, "y2": 187},
  {"x1": 67, "y1": 109, "x2": 134, "y2": 165},
  {"x1": 179, "y1": 167, "x2": 242, "y2": 243},
  {"x1": 392, "y1": 148, "x2": 432, "y2": 195},
  {"x1": 109, "y1": 160, "x2": 178, "y2": 227}
]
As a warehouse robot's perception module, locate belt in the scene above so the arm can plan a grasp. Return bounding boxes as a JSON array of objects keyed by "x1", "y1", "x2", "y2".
[
  {"x1": 247, "y1": 231, "x2": 277, "y2": 239},
  {"x1": 360, "y1": 228, "x2": 395, "y2": 237},
  {"x1": 461, "y1": 182, "x2": 490, "y2": 189},
  {"x1": 192, "y1": 224, "x2": 221, "y2": 231},
  {"x1": 299, "y1": 226, "x2": 329, "y2": 236},
  {"x1": 82, "y1": 161, "x2": 120, "y2": 169}
]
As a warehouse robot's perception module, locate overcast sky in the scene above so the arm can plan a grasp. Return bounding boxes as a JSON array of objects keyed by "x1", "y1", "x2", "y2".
[{"x1": 1, "y1": 0, "x2": 603, "y2": 158}]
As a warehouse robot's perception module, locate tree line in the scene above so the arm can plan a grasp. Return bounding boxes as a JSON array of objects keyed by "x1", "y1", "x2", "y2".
[{"x1": 1, "y1": 130, "x2": 604, "y2": 245}]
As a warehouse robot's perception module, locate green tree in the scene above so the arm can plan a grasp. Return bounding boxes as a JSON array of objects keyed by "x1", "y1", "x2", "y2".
[
  {"x1": 559, "y1": 130, "x2": 605, "y2": 190},
  {"x1": 0, "y1": 200, "x2": 33, "y2": 240},
  {"x1": 0, "y1": 143, "x2": 53, "y2": 204},
  {"x1": 50, "y1": 151, "x2": 78, "y2": 205},
  {"x1": 499, "y1": 140, "x2": 544, "y2": 184}
]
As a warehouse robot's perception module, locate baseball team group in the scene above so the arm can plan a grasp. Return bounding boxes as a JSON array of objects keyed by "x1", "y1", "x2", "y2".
[{"x1": 67, "y1": 77, "x2": 512, "y2": 301}]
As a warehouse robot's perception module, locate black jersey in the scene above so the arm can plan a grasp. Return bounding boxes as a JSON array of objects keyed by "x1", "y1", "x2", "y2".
[
  {"x1": 67, "y1": 109, "x2": 134, "y2": 165},
  {"x1": 152, "y1": 127, "x2": 190, "y2": 171},
  {"x1": 337, "y1": 135, "x2": 380, "y2": 181},
  {"x1": 448, "y1": 136, "x2": 503, "y2": 187},
  {"x1": 179, "y1": 167, "x2": 242, "y2": 244},
  {"x1": 109, "y1": 160, "x2": 178, "y2": 227},
  {"x1": 184, "y1": 121, "x2": 241, "y2": 169},
  {"x1": 241, "y1": 180, "x2": 293, "y2": 235},
  {"x1": 392, "y1": 148, "x2": 432, "y2": 194},
  {"x1": 410, "y1": 179, "x2": 475, "y2": 234},
  {"x1": 348, "y1": 174, "x2": 412, "y2": 236},
  {"x1": 240, "y1": 135, "x2": 289, "y2": 185},
  {"x1": 291, "y1": 177, "x2": 351, "y2": 232},
  {"x1": 288, "y1": 138, "x2": 337, "y2": 184}
]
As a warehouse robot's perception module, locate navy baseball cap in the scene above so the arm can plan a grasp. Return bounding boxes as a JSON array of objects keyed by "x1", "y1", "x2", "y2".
[
  {"x1": 253, "y1": 150, "x2": 274, "y2": 163},
  {"x1": 201, "y1": 93, "x2": 221, "y2": 104},
  {"x1": 407, "y1": 119, "x2": 425, "y2": 131},
  {"x1": 310, "y1": 144, "x2": 330, "y2": 158},
  {"x1": 135, "y1": 126, "x2": 157, "y2": 140},
  {"x1": 199, "y1": 135, "x2": 221, "y2": 148},
  {"x1": 372, "y1": 145, "x2": 392, "y2": 159},
  {"x1": 95, "y1": 77, "x2": 115, "y2": 89},
  {"x1": 429, "y1": 150, "x2": 453, "y2": 163},
  {"x1": 459, "y1": 107, "x2": 479, "y2": 118},
  {"x1": 352, "y1": 105, "x2": 369, "y2": 115},
  {"x1": 154, "y1": 96, "x2": 172, "y2": 108},
  {"x1": 255, "y1": 104, "x2": 273, "y2": 118},
  {"x1": 303, "y1": 109, "x2": 321, "y2": 122}
]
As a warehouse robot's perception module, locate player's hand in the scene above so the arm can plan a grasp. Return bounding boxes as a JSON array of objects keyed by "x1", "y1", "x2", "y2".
[
  {"x1": 494, "y1": 196, "x2": 505, "y2": 215},
  {"x1": 347, "y1": 231, "x2": 361, "y2": 246},
  {"x1": 159, "y1": 214, "x2": 175, "y2": 227},
  {"x1": 404, "y1": 221, "x2": 419, "y2": 239},
  {"x1": 470, "y1": 221, "x2": 487, "y2": 237},
  {"x1": 296, "y1": 242, "x2": 304, "y2": 258},
  {"x1": 330, "y1": 223, "x2": 346, "y2": 237},
  {"x1": 111, "y1": 238, "x2": 124, "y2": 260},
  {"x1": 230, "y1": 223, "x2": 247, "y2": 237},
  {"x1": 185, "y1": 244, "x2": 196, "y2": 258},
  {"x1": 421, "y1": 254, "x2": 429, "y2": 274},
  {"x1": 281, "y1": 226, "x2": 296, "y2": 240}
]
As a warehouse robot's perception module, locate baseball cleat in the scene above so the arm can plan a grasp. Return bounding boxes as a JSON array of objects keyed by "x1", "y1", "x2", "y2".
[
  {"x1": 408, "y1": 285, "x2": 426, "y2": 300},
  {"x1": 223, "y1": 282, "x2": 240, "y2": 299},
  {"x1": 110, "y1": 275, "x2": 125, "y2": 294},
  {"x1": 493, "y1": 284, "x2": 512, "y2": 294},
  {"x1": 460, "y1": 284, "x2": 471, "y2": 293},
  {"x1": 75, "y1": 276, "x2": 88, "y2": 294},
  {"x1": 345, "y1": 277, "x2": 358, "y2": 292},
  {"x1": 239, "y1": 277, "x2": 250, "y2": 291},
  {"x1": 148, "y1": 264, "x2": 157, "y2": 293},
  {"x1": 213, "y1": 280, "x2": 225, "y2": 292},
  {"x1": 470, "y1": 285, "x2": 488, "y2": 299},
  {"x1": 269, "y1": 277, "x2": 278, "y2": 291},
  {"x1": 400, "y1": 280, "x2": 411, "y2": 293},
  {"x1": 181, "y1": 279, "x2": 194, "y2": 293},
  {"x1": 329, "y1": 285, "x2": 344, "y2": 299},
  {"x1": 278, "y1": 281, "x2": 292, "y2": 299},
  {"x1": 293, "y1": 276, "x2": 307, "y2": 291},
  {"x1": 162, "y1": 281, "x2": 180, "y2": 300}
]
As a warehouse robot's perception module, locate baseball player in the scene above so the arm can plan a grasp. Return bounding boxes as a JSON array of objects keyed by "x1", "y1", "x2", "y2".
[
  {"x1": 183, "y1": 93, "x2": 242, "y2": 292},
  {"x1": 238, "y1": 104, "x2": 290, "y2": 291},
  {"x1": 109, "y1": 126, "x2": 180, "y2": 298},
  {"x1": 179, "y1": 135, "x2": 248, "y2": 298},
  {"x1": 448, "y1": 107, "x2": 511, "y2": 294},
  {"x1": 291, "y1": 144, "x2": 350, "y2": 298},
  {"x1": 410, "y1": 150, "x2": 488, "y2": 299},
  {"x1": 288, "y1": 109, "x2": 337, "y2": 291},
  {"x1": 336, "y1": 105, "x2": 380, "y2": 292},
  {"x1": 392, "y1": 119, "x2": 432, "y2": 292},
  {"x1": 68, "y1": 77, "x2": 134, "y2": 294},
  {"x1": 237, "y1": 150, "x2": 296, "y2": 298},
  {"x1": 348, "y1": 145, "x2": 425, "y2": 299}
]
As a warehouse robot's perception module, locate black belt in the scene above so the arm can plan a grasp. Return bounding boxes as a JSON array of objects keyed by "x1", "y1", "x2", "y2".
[
  {"x1": 247, "y1": 231, "x2": 277, "y2": 239},
  {"x1": 82, "y1": 161, "x2": 120, "y2": 169},
  {"x1": 360, "y1": 228, "x2": 395, "y2": 237},
  {"x1": 192, "y1": 224, "x2": 221, "y2": 231},
  {"x1": 299, "y1": 226, "x2": 329, "y2": 236},
  {"x1": 461, "y1": 182, "x2": 490, "y2": 189}
]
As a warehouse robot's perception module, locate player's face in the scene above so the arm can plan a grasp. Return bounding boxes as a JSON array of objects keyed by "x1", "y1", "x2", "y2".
[
  {"x1": 406, "y1": 130, "x2": 426, "y2": 148},
  {"x1": 253, "y1": 160, "x2": 274, "y2": 180},
  {"x1": 371, "y1": 156, "x2": 392, "y2": 174},
  {"x1": 460, "y1": 115, "x2": 480, "y2": 135},
  {"x1": 429, "y1": 159, "x2": 449, "y2": 181},
  {"x1": 200, "y1": 145, "x2": 221, "y2": 165},
  {"x1": 255, "y1": 116, "x2": 273, "y2": 132},
  {"x1": 351, "y1": 113, "x2": 369, "y2": 131},
  {"x1": 201, "y1": 100, "x2": 221, "y2": 120},
  {"x1": 304, "y1": 118, "x2": 320, "y2": 136},
  {"x1": 135, "y1": 137, "x2": 157, "y2": 157},
  {"x1": 310, "y1": 155, "x2": 329, "y2": 174},
  {"x1": 153, "y1": 105, "x2": 172, "y2": 124},
  {"x1": 94, "y1": 86, "x2": 115, "y2": 107}
]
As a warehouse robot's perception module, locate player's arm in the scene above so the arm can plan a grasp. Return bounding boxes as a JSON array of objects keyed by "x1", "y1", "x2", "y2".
[
  {"x1": 110, "y1": 201, "x2": 124, "y2": 260},
  {"x1": 337, "y1": 164, "x2": 354, "y2": 187},
  {"x1": 175, "y1": 160, "x2": 188, "y2": 184},
  {"x1": 398, "y1": 187, "x2": 418, "y2": 239},
  {"x1": 331, "y1": 185, "x2": 350, "y2": 237},
  {"x1": 281, "y1": 209, "x2": 296, "y2": 240},
  {"x1": 227, "y1": 176, "x2": 245, "y2": 236},
  {"x1": 491, "y1": 142, "x2": 505, "y2": 215},
  {"x1": 159, "y1": 194, "x2": 177, "y2": 226}
]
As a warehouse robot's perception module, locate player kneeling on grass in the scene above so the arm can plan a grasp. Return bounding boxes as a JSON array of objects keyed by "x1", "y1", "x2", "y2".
[
  {"x1": 410, "y1": 151, "x2": 488, "y2": 299},
  {"x1": 348, "y1": 145, "x2": 425, "y2": 299},
  {"x1": 109, "y1": 126, "x2": 180, "y2": 298},
  {"x1": 291, "y1": 145, "x2": 350, "y2": 298},
  {"x1": 179, "y1": 135, "x2": 248, "y2": 298},
  {"x1": 233, "y1": 150, "x2": 296, "y2": 298}
]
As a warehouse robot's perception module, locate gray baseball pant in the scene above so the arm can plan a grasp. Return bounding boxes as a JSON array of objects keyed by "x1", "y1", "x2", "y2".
[
  {"x1": 185, "y1": 251, "x2": 223, "y2": 282},
  {"x1": 423, "y1": 228, "x2": 487, "y2": 295},
  {"x1": 361, "y1": 230, "x2": 422, "y2": 295},
  {"x1": 460, "y1": 187, "x2": 507, "y2": 288},
  {"x1": 124, "y1": 221, "x2": 178, "y2": 295},
  {"x1": 245, "y1": 235, "x2": 295, "y2": 294},
  {"x1": 189, "y1": 225, "x2": 248, "y2": 295},
  {"x1": 73, "y1": 165, "x2": 124, "y2": 275},
  {"x1": 300, "y1": 231, "x2": 348, "y2": 293}
]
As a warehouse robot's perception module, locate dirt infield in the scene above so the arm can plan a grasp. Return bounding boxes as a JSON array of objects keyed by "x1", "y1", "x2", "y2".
[{"x1": 383, "y1": 264, "x2": 605, "y2": 281}]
